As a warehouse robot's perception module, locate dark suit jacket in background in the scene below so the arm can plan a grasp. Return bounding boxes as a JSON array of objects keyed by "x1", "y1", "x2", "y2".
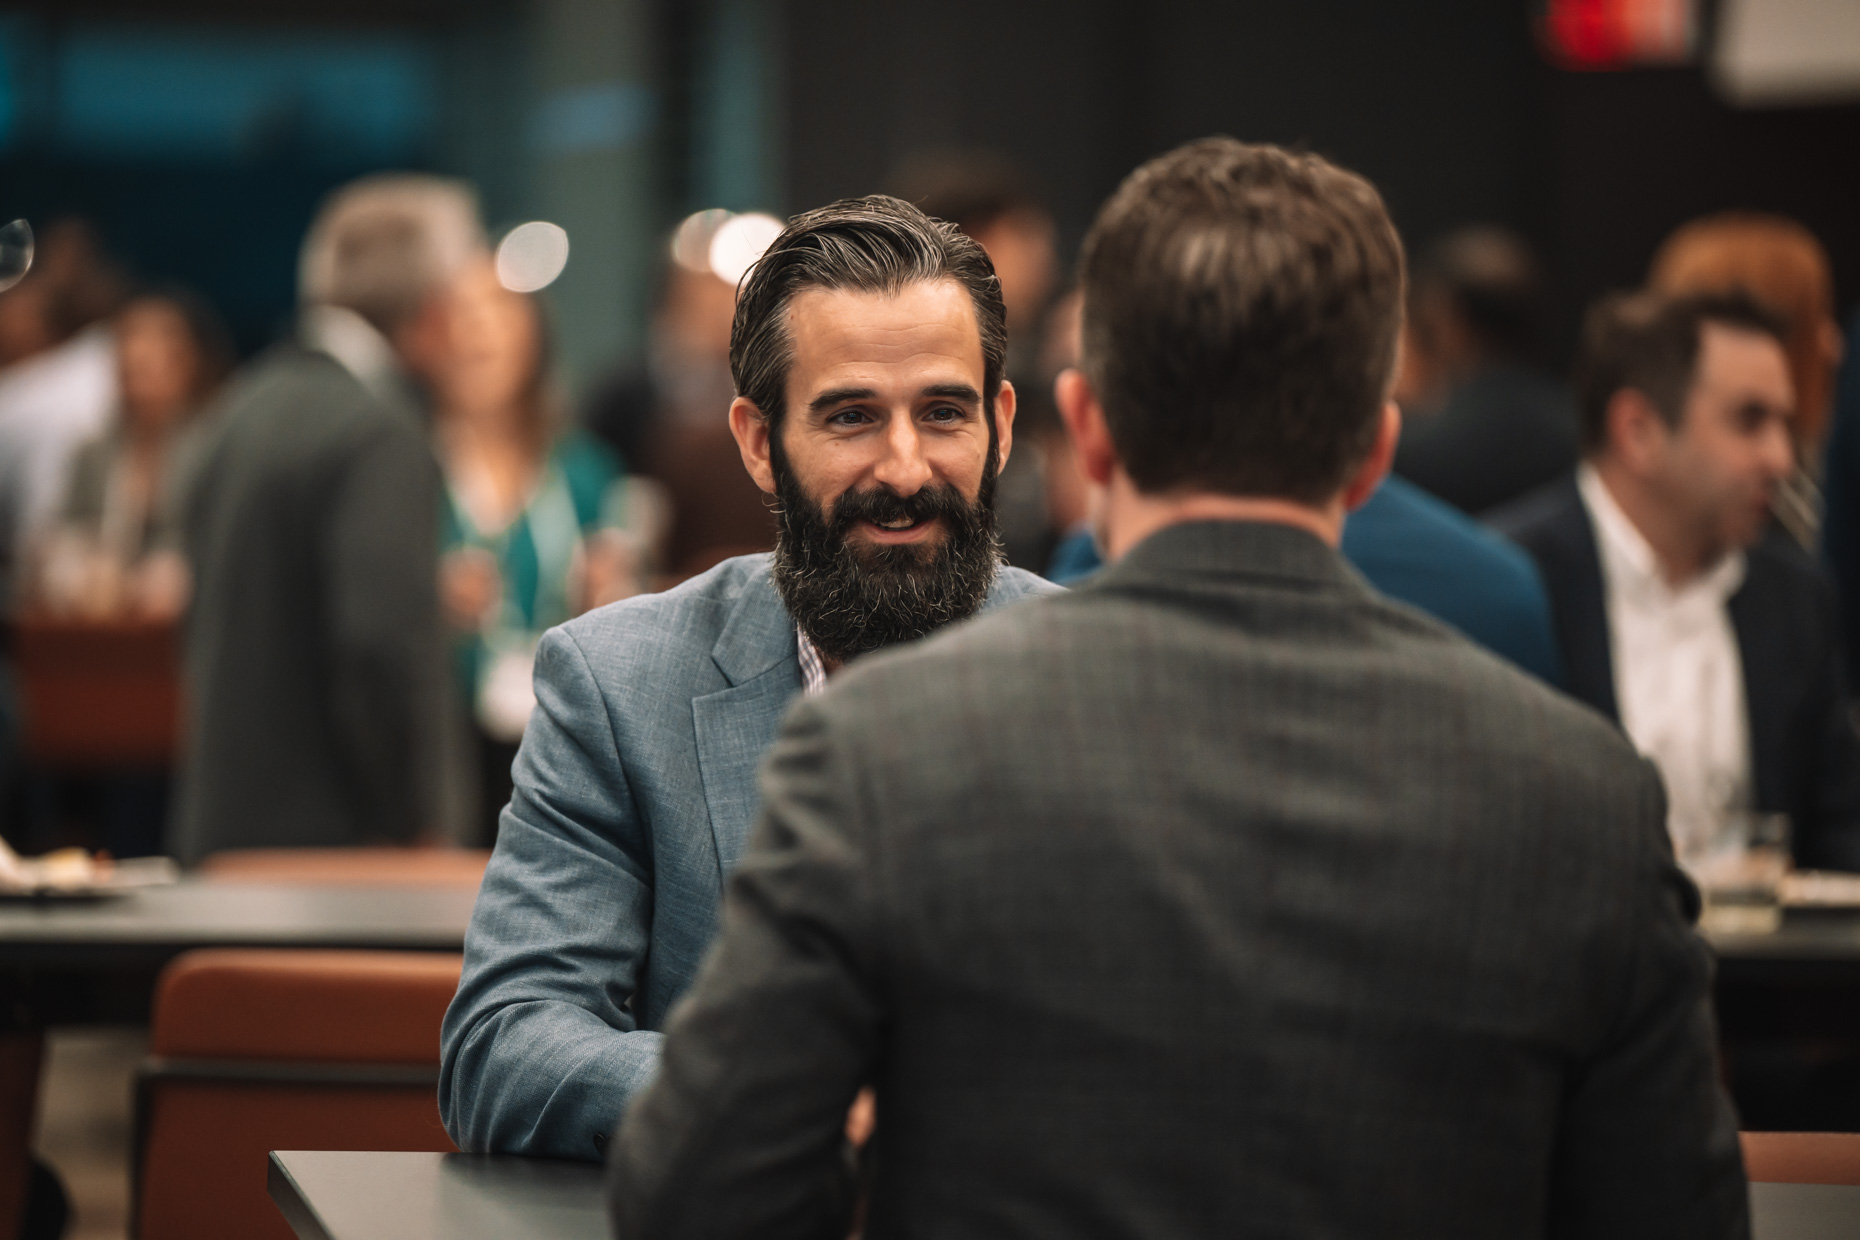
[
  {"x1": 173, "y1": 346, "x2": 446, "y2": 863},
  {"x1": 1494, "y1": 475, "x2": 1860, "y2": 871},
  {"x1": 1394, "y1": 364, "x2": 1580, "y2": 516},
  {"x1": 611, "y1": 520, "x2": 1746, "y2": 1240}
]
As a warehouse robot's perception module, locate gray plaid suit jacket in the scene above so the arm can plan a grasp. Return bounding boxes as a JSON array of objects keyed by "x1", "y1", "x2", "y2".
[{"x1": 611, "y1": 520, "x2": 1748, "y2": 1240}]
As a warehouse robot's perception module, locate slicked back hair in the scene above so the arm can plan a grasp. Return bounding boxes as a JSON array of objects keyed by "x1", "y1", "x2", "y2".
[
  {"x1": 1575, "y1": 288, "x2": 1789, "y2": 454},
  {"x1": 1079, "y1": 137, "x2": 1406, "y2": 503},
  {"x1": 730, "y1": 195, "x2": 1007, "y2": 435}
]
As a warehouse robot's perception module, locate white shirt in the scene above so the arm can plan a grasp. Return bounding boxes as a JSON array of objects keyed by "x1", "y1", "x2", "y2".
[
  {"x1": 796, "y1": 626, "x2": 827, "y2": 697},
  {"x1": 0, "y1": 324, "x2": 117, "y2": 592},
  {"x1": 1577, "y1": 464, "x2": 1752, "y2": 858}
]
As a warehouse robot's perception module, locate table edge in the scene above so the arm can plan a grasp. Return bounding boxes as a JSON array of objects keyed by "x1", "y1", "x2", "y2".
[{"x1": 268, "y1": 1151, "x2": 336, "y2": 1240}]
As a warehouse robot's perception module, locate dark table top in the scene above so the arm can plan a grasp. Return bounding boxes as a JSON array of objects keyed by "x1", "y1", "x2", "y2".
[
  {"x1": 0, "y1": 880, "x2": 475, "y2": 965},
  {"x1": 268, "y1": 1150, "x2": 1860, "y2": 1240}
]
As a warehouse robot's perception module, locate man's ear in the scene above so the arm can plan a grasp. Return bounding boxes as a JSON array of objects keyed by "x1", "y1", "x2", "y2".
[
  {"x1": 1054, "y1": 368, "x2": 1116, "y2": 487},
  {"x1": 729, "y1": 396, "x2": 777, "y2": 495},
  {"x1": 1607, "y1": 388, "x2": 1671, "y2": 475},
  {"x1": 1341, "y1": 401, "x2": 1401, "y2": 512},
  {"x1": 992, "y1": 379, "x2": 1017, "y2": 474}
]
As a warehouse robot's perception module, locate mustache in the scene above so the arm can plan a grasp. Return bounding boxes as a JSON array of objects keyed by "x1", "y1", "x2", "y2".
[{"x1": 825, "y1": 482, "x2": 976, "y2": 536}]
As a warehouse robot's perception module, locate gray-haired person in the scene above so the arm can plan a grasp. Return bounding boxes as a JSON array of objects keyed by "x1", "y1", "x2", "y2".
[
  {"x1": 609, "y1": 139, "x2": 1748, "y2": 1239},
  {"x1": 438, "y1": 196, "x2": 1057, "y2": 1158},
  {"x1": 174, "y1": 175, "x2": 484, "y2": 863}
]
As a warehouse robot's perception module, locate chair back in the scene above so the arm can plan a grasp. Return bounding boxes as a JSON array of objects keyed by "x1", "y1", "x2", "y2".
[
  {"x1": 12, "y1": 616, "x2": 180, "y2": 767},
  {"x1": 135, "y1": 949, "x2": 463, "y2": 1240},
  {"x1": 196, "y1": 847, "x2": 491, "y2": 887},
  {"x1": 1740, "y1": 1131, "x2": 1860, "y2": 1185}
]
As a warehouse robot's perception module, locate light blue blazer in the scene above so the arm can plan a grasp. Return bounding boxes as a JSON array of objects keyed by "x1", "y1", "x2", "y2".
[{"x1": 439, "y1": 553, "x2": 1058, "y2": 1158}]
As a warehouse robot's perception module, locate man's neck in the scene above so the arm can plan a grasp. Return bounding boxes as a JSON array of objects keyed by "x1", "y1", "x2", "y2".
[
  {"x1": 1097, "y1": 471, "x2": 1343, "y2": 562},
  {"x1": 1588, "y1": 457, "x2": 1720, "y2": 587}
]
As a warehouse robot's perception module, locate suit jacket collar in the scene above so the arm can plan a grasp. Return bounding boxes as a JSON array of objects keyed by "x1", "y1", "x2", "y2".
[
  {"x1": 708, "y1": 561, "x2": 797, "y2": 688},
  {"x1": 1519, "y1": 477, "x2": 1620, "y2": 720},
  {"x1": 1096, "y1": 518, "x2": 1367, "y2": 595}
]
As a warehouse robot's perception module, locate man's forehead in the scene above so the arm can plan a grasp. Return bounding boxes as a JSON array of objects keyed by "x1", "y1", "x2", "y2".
[
  {"x1": 1697, "y1": 321, "x2": 1793, "y2": 403},
  {"x1": 784, "y1": 279, "x2": 984, "y2": 384}
]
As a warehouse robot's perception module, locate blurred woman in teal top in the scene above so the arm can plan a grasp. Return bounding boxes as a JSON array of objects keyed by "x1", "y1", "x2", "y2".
[{"x1": 434, "y1": 261, "x2": 659, "y2": 840}]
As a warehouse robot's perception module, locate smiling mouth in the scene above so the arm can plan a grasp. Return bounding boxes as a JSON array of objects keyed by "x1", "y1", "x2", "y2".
[{"x1": 859, "y1": 515, "x2": 939, "y2": 540}]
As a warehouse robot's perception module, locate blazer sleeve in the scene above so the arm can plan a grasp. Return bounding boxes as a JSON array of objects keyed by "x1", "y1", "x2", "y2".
[
  {"x1": 1801, "y1": 581, "x2": 1860, "y2": 871},
  {"x1": 440, "y1": 625, "x2": 668, "y2": 1159},
  {"x1": 608, "y1": 696, "x2": 882, "y2": 1240},
  {"x1": 1546, "y1": 762, "x2": 1750, "y2": 1240},
  {"x1": 321, "y1": 416, "x2": 443, "y2": 841}
]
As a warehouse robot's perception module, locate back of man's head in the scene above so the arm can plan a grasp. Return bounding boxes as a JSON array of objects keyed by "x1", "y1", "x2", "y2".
[
  {"x1": 1411, "y1": 225, "x2": 1543, "y2": 364},
  {"x1": 299, "y1": 174, "x2": 485, "y2": 339},
  {"x1": 1575, "y1": 288, "x2": 1788, "y2": 456},
  {"x1": 1078, "y1": 137, "x2": 1404, "y2": 505}
]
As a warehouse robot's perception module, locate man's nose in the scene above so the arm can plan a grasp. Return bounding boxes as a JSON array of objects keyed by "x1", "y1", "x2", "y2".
[
  {"x1": 871, "y1": 414, "x2": 934, "y2": 495},
  {"x1": 1763, "y1": 417, "x2": 1797, "y2": 479}
]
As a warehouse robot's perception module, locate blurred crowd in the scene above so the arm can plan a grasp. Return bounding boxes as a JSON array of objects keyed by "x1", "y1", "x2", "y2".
[{"x1": 1, "y1": 153, "x2": 1857, "y2": 868}]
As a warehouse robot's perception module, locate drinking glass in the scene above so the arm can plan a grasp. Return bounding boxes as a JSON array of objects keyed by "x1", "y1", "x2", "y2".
[{"x1": 1684, "y1": 811, "x2": 1791, "y2": 935}]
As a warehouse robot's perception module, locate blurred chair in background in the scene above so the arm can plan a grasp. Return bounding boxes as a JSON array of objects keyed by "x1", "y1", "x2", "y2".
[
  {"x1": 433, "y1": 259, "x2": 659, "y2": 843},
  {"x1": 134, "y1": 949, "x2": 462, "y2": 1240},
  {"x1": 1391, "y1": 226, "x2": 1579, "y2": 516},
  {"x1": 584, "y1": 212, "x2": 773, "y2": 579},
  {"x1": 892, "y1": 150, "x2": 1063, "y2": 570},
  {"x1": 197, "y1": 846, "x2": 490, "y2": 886},
  {"x1": 1651, "y1": 210, "x2": 1841, "y2": 548},
  {"x1": 173, "y1": 174, "x2": 482, "y2": 864},
  {"x1": 1740, "y1": 1131, "x2": 1860, "y2": 1185}
]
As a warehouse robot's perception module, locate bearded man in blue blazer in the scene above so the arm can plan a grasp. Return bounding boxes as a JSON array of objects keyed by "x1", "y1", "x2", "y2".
[{"x1": 439, "y1": 197, "x2": 1057, "y2": 1159}]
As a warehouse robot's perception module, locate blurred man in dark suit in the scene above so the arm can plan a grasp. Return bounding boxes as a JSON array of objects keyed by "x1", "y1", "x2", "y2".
[
  {"x1": 1495, "y1": 290, "x2": 1860, "y2": 872},
  {"x1": 1392, "y1": 226, "x2": 1579, "y2": 515},
  {"x1": 611, "y1": 139, "x2": 1746, "y2": 1240},
  {"x1": 174, "y1": 175, "x2": 481, "y2": 862}
]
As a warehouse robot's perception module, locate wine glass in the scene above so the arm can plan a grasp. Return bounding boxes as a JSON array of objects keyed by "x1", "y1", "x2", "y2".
[{"x1": 0, "y1": 220, "x2": 34, "y2": 293}]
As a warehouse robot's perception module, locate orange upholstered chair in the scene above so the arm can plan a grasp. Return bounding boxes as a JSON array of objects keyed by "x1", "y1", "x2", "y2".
[
  {"x1": 196, "y1": 847, "x2": 491, "y2": 887},
  {"x1": 1740, "y1": 1131, "x2": 1860, "y2": 1185},
  {"x1": 134, "y1": 949, "x2": 464, "y2": 1240}
]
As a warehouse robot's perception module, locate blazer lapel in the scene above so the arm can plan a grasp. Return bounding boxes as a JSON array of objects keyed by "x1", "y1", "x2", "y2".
[
  {"x1": 1538, "y1": 482, "x2": 1620, "y2": 721},
  {"x1": 1728, "y1": 553, "x2": 1787, "y2": 813},
  {"x1": 692, "y1": 570, "x2": 801, "y2": 880}
]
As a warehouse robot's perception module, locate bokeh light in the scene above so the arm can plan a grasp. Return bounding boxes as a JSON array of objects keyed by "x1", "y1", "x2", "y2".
[{"x1": 495, "y1": 221, "x2": 570, "y2": 293}]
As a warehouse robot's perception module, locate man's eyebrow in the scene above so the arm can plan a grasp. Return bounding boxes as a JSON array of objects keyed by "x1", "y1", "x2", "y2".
[
  {"x1": 808, "y1": 386, "x2": 878, "y2": 414},
  {"x1": 921, "y1": 383, "x2": 982, "y2": 405}
]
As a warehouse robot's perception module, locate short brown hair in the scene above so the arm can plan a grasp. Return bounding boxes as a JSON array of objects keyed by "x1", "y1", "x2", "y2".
[
  {"x1": 1575, "y1": 289, "x2": 1788, "y2": 454},
  {"x1": 730, "y1": 195, "x2": 1006, "y2": 432},
  {"x1": 1078, "y1": 137, "x2": 1405, "y2": 503}
]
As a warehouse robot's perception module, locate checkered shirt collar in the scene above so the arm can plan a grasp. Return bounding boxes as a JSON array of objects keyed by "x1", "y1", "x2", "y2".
[{"x1": 795, "y1": 625, "x2": 828, "y2": 697}]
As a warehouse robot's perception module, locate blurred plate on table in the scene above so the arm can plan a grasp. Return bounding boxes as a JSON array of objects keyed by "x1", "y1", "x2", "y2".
[{"x1": 1782, "y1": 870, "x2": 1860, "y2": 909}]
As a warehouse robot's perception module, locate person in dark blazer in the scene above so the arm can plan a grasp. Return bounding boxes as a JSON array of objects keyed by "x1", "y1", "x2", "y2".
[
  {"x1": 610, "y1": 139, "x2": 1746, "y2": 1240},
  {"x1": 173, "y1": 175, "x2": 485, "y2": 863},
  {"x1": 1494, "y1": 290, "x2": 1860, "y2": 872}
]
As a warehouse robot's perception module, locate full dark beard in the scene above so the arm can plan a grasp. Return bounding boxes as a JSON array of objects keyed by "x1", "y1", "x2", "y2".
[{"x1": 769, "y1": 434, "x2": 1003, "y2": 667}]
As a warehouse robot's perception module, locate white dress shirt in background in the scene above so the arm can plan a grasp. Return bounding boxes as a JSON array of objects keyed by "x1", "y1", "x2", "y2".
[
  {"x1": 0, "y1": 323, "x2": 117, "y2": 604},
  {"x1": 1577, "y1": 464, "x2": 1752, "y2": 858}
]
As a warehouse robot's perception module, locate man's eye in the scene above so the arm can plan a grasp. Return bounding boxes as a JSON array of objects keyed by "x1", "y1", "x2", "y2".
[
  {"x1": 828, "y1": 409, "x2": 870, "y2": 426},
  {"x1": 925, "y1": 405, "x2": 963, "y2": 423}
]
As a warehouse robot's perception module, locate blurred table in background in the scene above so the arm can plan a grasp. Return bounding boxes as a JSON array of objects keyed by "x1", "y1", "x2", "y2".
[{"x1": 0, "y1": 877, "x2": 476, "y2": 1240}]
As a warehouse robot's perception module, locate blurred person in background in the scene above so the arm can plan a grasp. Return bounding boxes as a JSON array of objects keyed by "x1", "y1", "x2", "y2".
[
  {"x1": 1825, "y1": 309, "x2": 1860, "y2": 697},
  {"x1": 893, "y1": 150, "x2": 1063, "y2": 570},
  {"x1": 1391, "y1": 226, "x2": 1579, "y2": 515},
  {"x1": 173, "y1": 174, "x2": 481, "y2": 864},
  {"x1": 30, "y1": 289, "x2": 233, "y2": 622},
  {"x1": 1494, "y1": 290, "x2": 1860, "y2": 871},
  {"x1": 435, "y1": 259, "x2": 655, "y2": 844},
  {"x1": 1044, "y1": 283, "x2": 1563, "y2": 683},
  {"x1": 584, "y1": 213, "x2": 774, "y2": 577},
  {"x1": 1651, "y1": 210, "x2": 1841, "y2": 550},
  {"x1": 0, "y1": 220, "x2": 128, "y2": 607}
]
